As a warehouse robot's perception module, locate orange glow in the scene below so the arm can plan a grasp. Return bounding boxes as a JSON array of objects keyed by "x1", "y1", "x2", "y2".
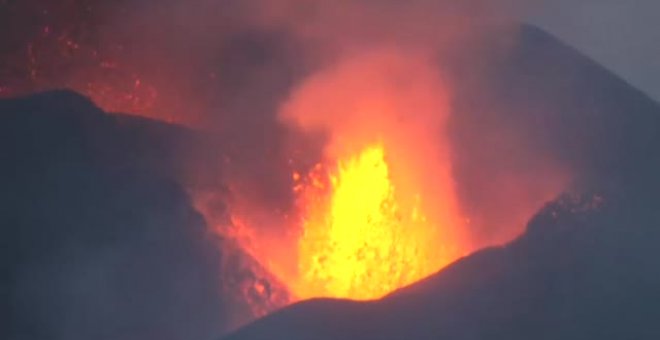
[
  {"x1": 293, "y1": 143, "x2": 457, "y2": 300},
  {"x1": 212, "y1": 49, "x2": 470, "y2": 304}
]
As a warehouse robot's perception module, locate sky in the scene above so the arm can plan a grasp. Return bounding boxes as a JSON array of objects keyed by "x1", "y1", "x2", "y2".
[{"x1": 530, "y1": 0, "x2": 660, "y2": 101}]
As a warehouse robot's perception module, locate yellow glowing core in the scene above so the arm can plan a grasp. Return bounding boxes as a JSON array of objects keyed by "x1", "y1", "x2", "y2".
[{"x1": 294, "y1": 144, "x2": 446, "y2": 300}]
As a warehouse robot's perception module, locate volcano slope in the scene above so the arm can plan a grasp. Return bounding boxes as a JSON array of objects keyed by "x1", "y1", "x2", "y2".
[
  {"x1": 0, "y1": 90, "x2": 248, "y2": 340},
  {"x1": 222, "y1": 25, "x2": 660, "y2": 340},
  {"x1": 224, "y1": 192, "x2": 660, "y2": 340}
]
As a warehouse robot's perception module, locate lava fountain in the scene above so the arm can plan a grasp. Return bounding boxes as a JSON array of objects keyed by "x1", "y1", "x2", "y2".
[
  {"x1": 226, "y1": 49, "x2": 469, "y2": 304},
  {"x1": 293, "y1": 143, "x2": 461, "y2": 300}
]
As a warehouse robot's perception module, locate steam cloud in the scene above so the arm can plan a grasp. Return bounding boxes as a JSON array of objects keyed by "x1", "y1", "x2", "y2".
[{"x1": 91, "y1": 0, "x2": 562, "y2": 245}]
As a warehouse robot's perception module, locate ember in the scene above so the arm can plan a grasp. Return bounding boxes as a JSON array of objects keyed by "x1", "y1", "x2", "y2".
[{"x1": 0, "y1": 0, "x2": 161, "y2": 118}]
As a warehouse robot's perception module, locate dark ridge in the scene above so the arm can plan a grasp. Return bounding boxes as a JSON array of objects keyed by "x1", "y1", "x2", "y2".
[
  {"x1": 0, "y1": 89, "x2": 104, "y2": 117},
  {"x1": 0, "y1": 89, "x2": 233, "y2": 340}
]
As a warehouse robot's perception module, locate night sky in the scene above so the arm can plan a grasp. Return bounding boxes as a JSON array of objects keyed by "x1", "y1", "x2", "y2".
[{"x1": 531, "y1": 0, "x2": 660, "y2": 100}]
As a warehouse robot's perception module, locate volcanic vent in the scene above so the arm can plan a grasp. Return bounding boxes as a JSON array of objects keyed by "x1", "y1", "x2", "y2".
[{"x1": 214, "y1": 50, "x2": 471, "y2": 305}]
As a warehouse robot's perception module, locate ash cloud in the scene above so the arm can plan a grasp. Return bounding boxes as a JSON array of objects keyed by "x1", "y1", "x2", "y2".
[
  {"x1": 89, "y1": 0, "x2": 659, "y2": 264},
  {"x1": 107, "y1": 0, "x2": 565, "y2": 245}
]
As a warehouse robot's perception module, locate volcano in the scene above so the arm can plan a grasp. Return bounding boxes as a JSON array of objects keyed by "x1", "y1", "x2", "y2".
[
  {"x1": 3, "y1": 19, "x2": 660, "y2": 340},
  {"x1": 220, "y1": 25, "x2": 660, "y2": 339}
]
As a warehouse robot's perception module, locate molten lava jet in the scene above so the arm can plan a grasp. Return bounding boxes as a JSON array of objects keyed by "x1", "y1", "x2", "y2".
[
  {"x1": 226, "y1": 139, "x2": 465, "y2": 306},
  {"x1": 280, "y1": 50, "x2": 468, "y2": 302},
  {"x1": 220, "y1": 50, "x2": 470, "y2": 307},
  {"x1": 294, "y1": 143, "x2": 457, "y2": 300}
]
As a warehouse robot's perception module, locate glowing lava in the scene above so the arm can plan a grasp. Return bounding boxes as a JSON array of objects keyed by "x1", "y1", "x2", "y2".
[
  {"x1": 208, "y1": 50, "x2": 469, "y2": 309},
  {"x1": 292, "y1": 143, "x2": 457, "y2": 300}
]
